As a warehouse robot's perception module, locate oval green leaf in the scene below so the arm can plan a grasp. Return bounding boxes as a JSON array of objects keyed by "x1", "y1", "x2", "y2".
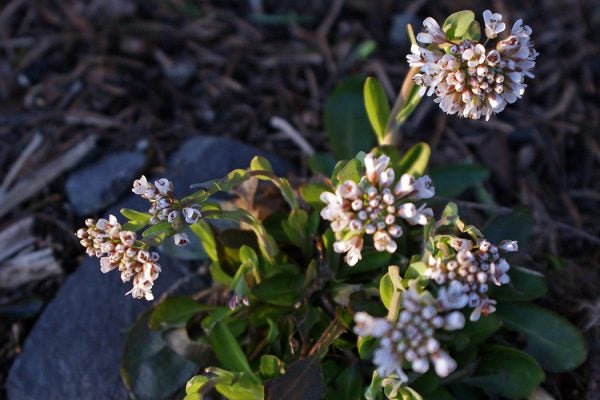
[
  {"x1": 495, "y1": 302, "x2": 587, "y2": 372},
  {"x1": 364, "y1": 77, "x2": 391, "y2": 143}
]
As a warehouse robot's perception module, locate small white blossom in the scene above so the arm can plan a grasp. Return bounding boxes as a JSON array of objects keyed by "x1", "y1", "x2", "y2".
[
  {"x1": 320, "y1": 152, "x2": 435, "y2": 265},
  {"x1": 174, "y1": 232, "x2": 190, "y2": 247},
  {"x1": 428, "y1": 236, "x2": 516, "y2": 320},
  {"x1": 483, "y1": 10, "x2": 506, "y2": 39},
  {"x1": 407, "y1": 12, "x2": 537, "y2": 120},
  {"x1": 354, "y1": 289, "x2": 460, "y2": 380}
]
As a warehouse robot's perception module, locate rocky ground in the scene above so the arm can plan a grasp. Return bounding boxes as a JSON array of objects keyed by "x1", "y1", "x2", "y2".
[{"x1": 0, "y1": 1, "x2": 599, "y2": 399}]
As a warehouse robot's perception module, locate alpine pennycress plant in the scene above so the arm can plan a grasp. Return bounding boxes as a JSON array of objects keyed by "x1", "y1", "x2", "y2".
[{"x1": 76, "y1": 10, "x2": 585, "y2": 400}]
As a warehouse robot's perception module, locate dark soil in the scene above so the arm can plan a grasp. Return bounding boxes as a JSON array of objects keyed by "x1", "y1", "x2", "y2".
[{"x1": 0, "y1": 0, "x2": 598, "y2": 398}]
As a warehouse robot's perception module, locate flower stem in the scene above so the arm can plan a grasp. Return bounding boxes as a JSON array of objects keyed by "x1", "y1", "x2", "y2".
[{"x1": 386, "y1": 265, "x2": 404, "y2": 323}]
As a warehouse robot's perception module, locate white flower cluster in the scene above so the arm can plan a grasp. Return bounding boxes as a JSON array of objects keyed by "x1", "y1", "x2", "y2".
[
  {"x1": 77, "y1": 215, "x2": 161, "y2": 300},
  {"x1": 320, "y1": 153, "x2": 434, "y2": 266},
  {"x1": 354, "y1": 289, "x2": 464, "y2": 382},
  {"x1": 427, "y1": 237, "x2": 518, "y2": 321},
  {"x1": 407, "y1": 10, "x2": 537, "y2": 120},
  {"x1": 132, "y1": 175, "x2": 202, "y2": 246}
]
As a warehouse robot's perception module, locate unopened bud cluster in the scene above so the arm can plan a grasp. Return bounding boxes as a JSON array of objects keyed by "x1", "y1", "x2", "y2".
[
  {"x1": 354, "y1": 289, "x2": 464, "y2": 381},
  {"x1": 320, "y1": 153, "x2": 434, "y2": 266},
  {"x1": 427, "y1": 237, "x2": 518, "y2": 321},
  {"x1": 76, "y1": 215, "x2": 161, "y2": 301},
  {"x1": 407, "y1": 10, "x2": 537, "y2": 120},
  {"x1": 132, "y1": 176, "x2": 201, "y2": 246}
]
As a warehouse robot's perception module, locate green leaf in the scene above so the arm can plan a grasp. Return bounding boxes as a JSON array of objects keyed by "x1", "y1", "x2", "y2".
[
  {"x1": 149, "y1": 297, "x2": 208, "y2": 330},
  {"x1": 121, "y1": 310, "x2": 198, "y2": 400},
  {"x1": 364, "y1": 77, "x2": 391, "y2": 143},
  {"x1": 357, "y1": 336, "x2": 378, "y2": 360},
  {"x1": 465, "y1": 345, "x2": 544, "y2": 398},
  {"x1": 463, "y1": 20, "x2": 481, "y2": 41},
  {"x1": 396, "y1": 143, "x2": 430, "y2": 177},
  {"x1": 344, "y1": 250, "x2": 392, "y2": 276},
  {"x1": 334, "y1": 365, "x2": 364, "y2": 400},
  {"x1": 335, "y1": 158, "x2": 362, "y2": 185},
  {"x1": 265, "y1": 356, "x2": 325, "y2": 400},
  {"x1": 496, "y1": 302, "x2": 587, "y2": 372},
  {"x1": 395, "y1": 83, "x2": 423, "y2": 125},
  {"x1": 203, "y1": 368, "x2": 264, "y2": 400},
  {"x1": 309, "y1": 152, "x2": 337, "y2": 176},
  {"x1": 397, "y1": 387, "x2": 423, "y2": 400},
  {"x1": 442, "y1": 10, "x2": 475, "y2": 41},
  {"x1": 423, "y1": 386, "x2": 453, "y2": 400},
  {"x1": 483, "y1": 207, "x2": 533, "y2": 252},
  {"x1": 208, "y1": 322, "x2": 259, "y2": 382},
  {"x1": 379, "y1": 273, "x2": 394, "y2": 309},
  {"x1": 190, "y1": 220, "x2": 218, "y2": 262},
  {"x1": 299, "y1": 182, "x2": 329, "y2": 210},
  {"x1": 260, "y1": 355, "x2": 284, "y2": 379},
  {"x1": 405, "y1": 261, "x2": 427, "y2": 280},
  {"x1": 461, "y1": 314, "x2": 502, "y2": 346},
  {"x1": 490, "y1": 266, "x2": 547, "y2": 301},
  {"x1": 142, "y1": 221, "x2": 172, "y2": 239},
  {"x1": 324, "y1": 75, "x2": 376, "y2": 159},
  {"x1": 430, "y1": 165, "x2": 489, "y2": 197},
  {"x1": 253, "y1": 273, "x2": 303, "y2": 306},
  {"x1": 120, "y1": 208, "x2": 151, "y2": 223},
  {"x1": 250, "y1": 156, "x2": 274, "y2": 172},
  {"x1": 186, "y1": 375, "x2": 209, "y2": 394}
]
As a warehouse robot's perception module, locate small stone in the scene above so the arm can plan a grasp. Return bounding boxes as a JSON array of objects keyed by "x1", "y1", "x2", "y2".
[{"x1": 65, "y1": 151, "x2": 146, "y2": 215}]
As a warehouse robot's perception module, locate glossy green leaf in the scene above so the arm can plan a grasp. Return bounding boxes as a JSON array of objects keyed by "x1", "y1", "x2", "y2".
[
  {"x1": 149, "y1": 297, "x2": 208, "y2": 329},
  {"x1": 120, "y1": 208, "x2": 151, "y2": 223},
  {"x1": 334, "y1": 365, "x2": 364, "y2": 400},
  {"x1": 395, "y1": 83, "x2": 423, "y2": 125},
  {"x1": 430, "y1": 165, "x2": 489, "y2": 197},
  {"x1": 379, "y1": 273, "x2": 394, "y2": 309},
  {"x1": 442, "y1": 10, "x2": 475, "y2": 41},
  {"x1": 465, "y1": 345, "x2": 544, "y2": 398},
  {"x1": 250, "y1": 156, "x2": 274, "y2": 172},
  {"x1": 364, "y1": 77, "x2": 391, "y2": 143},
  {"x1": 324, "y1": 75, "x2": 376, "y2": 159},
  {"x1": 335, "y1": 158, "x2": 362, "y2": 185},
  {"x1": 208, "y1": 322, "x2": 258, "y2": 382},
  {"x1": 121, "y1": 310, "x2": 198, "y2": 400},
  {"x1": 189, "y1": 220, "x2": 218, "y2": 262},
  {"x1": 396, "y1": 142, "x2": 430, "y2": 177},
  {"x1": 405, "y1": 261, "x2": 427, "y2": 280},
  {"x1": 496, "y1": 302, "x2": 587, "y2": 372},
  {"x1": 142, "y1": 221, "x2": 172, "y2": 240},
  {"x1": 344, "y1": 250, "x2": 392, "y2": 275},
  {"x1": 463, "y1": 20, "x2": 481, "y2": 41},
  {"x1": 483, "y1": 207, "x2": 533, "y2": 251},
  {"x1": 253, "y1": 273, "x2": 303, "y2": 306},
  {"x1": 260, "y1": 355, "x2": 284, "y2": 379},
  {"x1": 461, "y1": 314, "x2": 502, "y2": 346},
  {"x1": 357, "y1": 335, "x2": 378, "y2": 360},
  {"x1": 265, "y1": 356, "x2": 325, "y2": 400},
  {"x1": 490, "y1": 266, "x2": 547, "y2": 301},
  {"x1": 186, "y1": 375, "x2": 209, "y2": 394},
  {"x1": 308, "y1": 152, "x2": 337, "y2": 176},
  {"x1": 299, "y1": 182, "x2": 329, "y2": 210}
]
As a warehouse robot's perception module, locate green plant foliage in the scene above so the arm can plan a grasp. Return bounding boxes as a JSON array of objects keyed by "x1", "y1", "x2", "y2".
[
  {"x1": 396, "y1": 142, "x2": 431, "y2": 176},
  {"x1": 484, "y1": 207, "x2": 533, "y2": 251},
  {"x1": 442, "y1": 10, "x2": 475, "y2": 41},
  {"x1": 364, "y1": 77, "x2": 391, "y2": 143},
  {"x1": 208, "y1": 322, "x2": 260, "y2": 382},
  {"x1": 324, "y1": 75, "x2": 375, "y2": 159},
  {"x1": 149, "y1": 296, "x2": 211, "y2": 329},
  {"x1": 465, "y1": 345, "x2": 545, "y2": 398},
  {"x1": 490, "y1": 266, "x2": 547, "y2": 301},
  {"x1": 429, "y1": 165, "x2": 490, "y2": 197},
  {"x1": 496, "y1": 303, "x2": 587, "y2": 372}
]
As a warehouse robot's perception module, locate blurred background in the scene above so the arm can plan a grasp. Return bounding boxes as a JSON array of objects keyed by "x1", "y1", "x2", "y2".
[{"x1": 0, "y1": 0, "x2": 598, "y2": 398}]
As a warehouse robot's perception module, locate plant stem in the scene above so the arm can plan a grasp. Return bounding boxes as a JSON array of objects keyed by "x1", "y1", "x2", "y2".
[{"x1": 386, "y1": 265, "x2": 404, "y2": 323}]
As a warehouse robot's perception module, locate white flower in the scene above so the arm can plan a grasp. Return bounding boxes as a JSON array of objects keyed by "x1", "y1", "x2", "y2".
[
  {"x1": 499, "y1": 240, "x2": 518, "y2": 252},
  {"x1": 182, "y1": 207, "x2": 201, "y2": 224},
  {"x1": 444, "y1": 311, "x2": 465, "y2": 330},
  {"x1": 154, "y1": 178, "x2": 173, "y2": 196},
  {"x1": 431, "y1": 350, "x2": 457, "y2": 377},
  {"x1": 353, "y1": 312, "x2": 392, "y2": 337},
  {"x1": 417, "y1": 17, "x2": 447, "y2": 44},
  {"x1": 338, "y1": 180, "x2": 361, "y2": 199},
  {"x1": 412, "y1": 176, "x2": 435, "y2": 199},
  {"x1": 483, "y1": 10, "x2": 506, "y2": 39},
  {"x1": 364, "y1": 153, "x2": 390, "y2": 184},
  {"x1": 437, "y1": 281, "x2": 469, "y2": 310},
  {"x1": 333, "y1": 236, "x2": 364, "y2": 266},
  {"x1": 174, "y1": 232, "x2": 190, "y2": 246},
  {"x1": 373, "y1": 231, "x2": 397, "y2": 253}
]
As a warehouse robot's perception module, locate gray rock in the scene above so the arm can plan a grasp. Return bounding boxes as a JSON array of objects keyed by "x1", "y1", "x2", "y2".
[
  {"x1": 66, "y1": 150, "x2": 146, "y2": 215},
  {"x1": 7, "y1": 135, "x2": 287, "y2": 400}
]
